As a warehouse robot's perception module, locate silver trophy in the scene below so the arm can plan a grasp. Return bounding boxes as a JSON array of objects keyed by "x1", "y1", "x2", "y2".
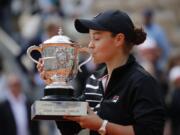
[{"x1": 27, "y1": 28, "x2": 91, "y2": 120}]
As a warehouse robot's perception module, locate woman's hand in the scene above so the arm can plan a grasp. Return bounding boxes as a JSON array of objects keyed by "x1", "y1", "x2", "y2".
[
  {"x1": 64, "y1": 107, "x2": 103, "y2": 131},
  {"x1": 36, "y1": 58, "x2": 52, "y2": 84}
]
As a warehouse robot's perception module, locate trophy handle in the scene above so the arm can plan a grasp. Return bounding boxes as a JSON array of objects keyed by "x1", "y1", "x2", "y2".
[
  {"x1": 27, "y1": 45, "x2": 42, "y2": 64},
  {"x1": 78, "y1": 47, "x2": 92, "y2": 72}
]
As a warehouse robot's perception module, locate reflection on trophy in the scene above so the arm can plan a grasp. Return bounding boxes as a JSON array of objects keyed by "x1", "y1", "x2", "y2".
[{"x1": 27, "y1": 28, "x2": 91, "y2": 120}]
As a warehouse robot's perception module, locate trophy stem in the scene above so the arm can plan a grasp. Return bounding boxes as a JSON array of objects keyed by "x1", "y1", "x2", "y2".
[
  {"x1": 43, "y1": 87, "x2": 75, "y2": 101},
  {"x1": 42, "y1": 81, "x2": 75, "y2": 100}
]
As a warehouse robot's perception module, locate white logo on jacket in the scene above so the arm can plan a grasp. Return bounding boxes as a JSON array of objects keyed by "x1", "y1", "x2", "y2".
[{"x1": 112, "y1": 95, "x2": 119, "y2": 103}]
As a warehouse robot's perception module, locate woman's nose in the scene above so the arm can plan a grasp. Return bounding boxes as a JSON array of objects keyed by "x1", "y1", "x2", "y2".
[{"x1": 88, "y1": 41, "x2": 94, "y2": 48}]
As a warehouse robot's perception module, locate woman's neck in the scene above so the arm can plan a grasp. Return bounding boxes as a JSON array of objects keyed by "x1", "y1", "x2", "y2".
[{"x1": 106, "y1": 54, "x2": 129, "y2": 77}]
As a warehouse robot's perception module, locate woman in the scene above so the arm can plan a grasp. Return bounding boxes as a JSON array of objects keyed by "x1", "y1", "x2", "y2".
[{"x1": 37, "y1": 10, "x2": 165, "y2": 135}]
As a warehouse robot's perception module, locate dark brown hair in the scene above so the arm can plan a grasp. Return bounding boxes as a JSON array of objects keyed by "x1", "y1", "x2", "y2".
[
  {"x1": 111, "y1": 27, "x2": 146, "y2": 46},
  {"x1": 132, "y1": 28, "x2": 147, "y2": 45}
]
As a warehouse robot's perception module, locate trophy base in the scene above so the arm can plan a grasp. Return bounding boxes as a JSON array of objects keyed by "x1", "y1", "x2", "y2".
[
  {"x1": 31, "y1": 100, "x2": 88, "y2": 120},
  {"x1": 31, "y1": 87, "x2": 87, "y2": 120}
]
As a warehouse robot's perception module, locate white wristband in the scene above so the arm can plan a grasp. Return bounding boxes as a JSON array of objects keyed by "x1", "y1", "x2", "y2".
[{"x1": 98, "y1": 120, "x2": 108, "y2": 135}]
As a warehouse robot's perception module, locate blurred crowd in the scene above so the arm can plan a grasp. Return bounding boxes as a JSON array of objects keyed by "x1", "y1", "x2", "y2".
[{"x1": 0, "y1": 0, "x2": 180, "y2": 135}]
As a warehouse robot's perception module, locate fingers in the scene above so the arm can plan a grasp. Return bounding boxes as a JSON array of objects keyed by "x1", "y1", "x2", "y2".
[
  {"x1": 40, "y1": 71, "x2": 46, "y2": 81},
  {"x1": 36, "y1": 58, "x2": 44, "y2": 72},
  {"x1": 87, "y1": 105, "x2": 95, "y2": 115},
  {"x1": 36, "y1": 58, "x2": 52, "y2": 84},
  {"x1": 79, "y1": 121, "x2": 84, "y2": 128},
  {"x1": 40, "y1": 71, "x2": 52, "y2": 84}
]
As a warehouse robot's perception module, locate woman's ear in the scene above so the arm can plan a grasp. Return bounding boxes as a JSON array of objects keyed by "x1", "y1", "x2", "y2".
[{"x1": 115, "y1": 33, "x2": 125, "y2": 47}]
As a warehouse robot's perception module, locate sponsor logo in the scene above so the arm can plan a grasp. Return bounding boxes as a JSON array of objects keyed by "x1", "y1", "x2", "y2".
[{"x1": 112, "y1": 95, "x2": 119, "y2": 103}]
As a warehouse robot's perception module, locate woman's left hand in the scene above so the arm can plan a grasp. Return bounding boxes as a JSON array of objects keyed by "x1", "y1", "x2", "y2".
[{"x1": 64, "y1": 106, "x2": 103, "y2": 131}]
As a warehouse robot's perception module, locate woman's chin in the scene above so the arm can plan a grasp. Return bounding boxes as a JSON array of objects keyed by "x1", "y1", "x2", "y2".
[{"x1": 93, "y1": 59, "x2": 101, "y2": 64}]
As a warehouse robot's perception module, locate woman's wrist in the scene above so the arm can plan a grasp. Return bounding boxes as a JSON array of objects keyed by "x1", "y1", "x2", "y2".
[{"x1": 95, "y1": 118, "x2": 104, "y2": 131}]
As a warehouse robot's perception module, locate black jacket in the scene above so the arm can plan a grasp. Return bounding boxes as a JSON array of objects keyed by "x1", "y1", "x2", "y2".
[
  {"x1": 57, "y1": 55, "x2": 165, "y2": 135},
  {"x1": 0, "y1": 99, "x2": 40, "y2": 135}
]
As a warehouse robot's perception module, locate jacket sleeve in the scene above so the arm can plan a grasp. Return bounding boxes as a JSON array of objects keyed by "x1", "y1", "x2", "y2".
[
  {"x1": 130, "y1": 77, "x2": 166, "y2": 135},
  {"x1": 56, "y1": 121, "x2": 82, "y2": 135}
]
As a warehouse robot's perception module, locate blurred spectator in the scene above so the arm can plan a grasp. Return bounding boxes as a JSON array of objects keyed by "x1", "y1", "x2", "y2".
[
  {"x1": 142, "y1": 9, "x2": 171, "y2": 71},
  {"x1": 0, "y1": 0, "x2": 13, "y2": 35},
  {"x1": 167, "y1": 54, "x2": 180, "y2": 73},
  {"x1": 37, "y1": 0, "x2": 62, "y2": 18},
  {"x1": 0, "y1": 74, "x2": 40, "y2": 135},
  {"x1": 136, "y1": 37, "x2": 160, "y2": 76},
  {"x1": 136, "y1": 36, "x2": 168, "y2": 98},
  {"x1": 11, "y1": 0, "x2": 24, "y2": 16},
  {"x1": 169, "y1": 66, "x2": 180, "y2": 88},
  {"x1": 168, "y1": 66, "x2": 180, "y2": 135},
  {"x1": 0, "y1": 54, "x2": 8, "y2": 102},
  {"x1": 19, "y1": 12, "x2": 42, "y2": 43},
  {"x1": 0, "y1": 0, "x2": 26, "y2": 45},
  {"x1": 61, "y1": 0, "x2": 93, "y2": 18}
]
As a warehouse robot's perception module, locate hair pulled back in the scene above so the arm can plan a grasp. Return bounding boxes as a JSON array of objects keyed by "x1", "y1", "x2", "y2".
[{"x1": 132, "y1": 28, "x2": 147, "y2": 45}]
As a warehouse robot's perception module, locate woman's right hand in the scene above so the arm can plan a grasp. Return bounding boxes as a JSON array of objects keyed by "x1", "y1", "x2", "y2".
[{"x1": 36, "y1": 58, "x2": 52, "y2": 84}]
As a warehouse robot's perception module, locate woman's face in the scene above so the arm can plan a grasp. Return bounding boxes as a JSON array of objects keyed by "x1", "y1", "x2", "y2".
[{"x1": 89, "y1": 30, "x2": 118, "y2": 64}]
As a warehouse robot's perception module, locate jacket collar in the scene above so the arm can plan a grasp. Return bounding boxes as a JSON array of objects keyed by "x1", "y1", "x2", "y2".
[{"x1": 93, "y1": 54, "x2": 136, "y2": 79}]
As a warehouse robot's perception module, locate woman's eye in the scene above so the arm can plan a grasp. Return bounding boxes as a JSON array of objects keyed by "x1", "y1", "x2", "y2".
[{"x1": 94, "y1": 38, "x2": 100, "y2": 41}]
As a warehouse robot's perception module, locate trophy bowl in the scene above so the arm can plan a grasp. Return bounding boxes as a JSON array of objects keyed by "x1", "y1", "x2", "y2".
[{"x1": 27, "y1": 29, "x2": 91, "y2": 120}]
